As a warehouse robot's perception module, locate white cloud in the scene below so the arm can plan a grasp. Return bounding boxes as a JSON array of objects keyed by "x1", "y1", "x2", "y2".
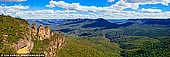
[
  {"x1": 0, "y1": 4, "x2": 29, "y2": 16},
  {"x1": 46, "y1": 1, "x2": 120, "y2": 13},
  {"x1": 108, "y1": 0, "x2": 114, "y2": 2},
  {"x1": 0, "y1": 0, "x2": 26, "y2": 2},
  {"x1": 14, "y1": 10, "x2": 87, "y2": 19},
  {"x1": 13, "y1": 9, "x2": 170, "y2": 19},
  {"x1": 109, "y1": 0, "x2": 170, "y2": 10},
  {"x1": 45, "y1": 0, "x2": 170, "y2": 14},
  {"x1": 109, "y1": 0, "x2": 139, "y2": 10},
  {"x1": 0, "y1": 4, "x2": 29, "y2": 10},
  {"x1": 124, "y1": 0, "x2": 170, "y2": 6},
  {"x1": 141, "y1": 8, "x2": 162, "y2": 13}
]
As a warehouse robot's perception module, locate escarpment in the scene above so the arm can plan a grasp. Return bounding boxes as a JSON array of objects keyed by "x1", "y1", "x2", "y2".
[
  {"x1": 44, "y1": 32, "x2": 66, "y2": 57},
  {"x1": 45, "y1": 25, "x2": 51, "y2": 39},
  {"x1": 37, "y1": 25, "x2": 46, "y2": 40},
  {"x1": 13, "y1": 23, "x2": 65, "y2": 55},
  {"x1": 13, "y1": 26, "x2": 34, "y2": 54},
  {"x1": 0, "y1": 15, "x2": 66, "y2": 57},
  {"x1": 31, "y1": 24, "x2": 52, "y2": 40},
  {"x1": 30, "y1": 23, "x2": 66, "y2": 57},
  {"x1": 31, "y1": 23, "x2": 37, "y2": 39}
]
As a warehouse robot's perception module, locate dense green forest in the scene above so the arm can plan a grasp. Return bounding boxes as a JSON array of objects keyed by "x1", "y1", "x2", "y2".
[
  {"x1": 113, "y1": 36, "x2": 170, "y2": 57},
  {"x1": 0, "y1": 15, "x2": 29, "y2": 53},
  {"x1": 58, "y1": 34, "x2": 121, "y2": 57}
]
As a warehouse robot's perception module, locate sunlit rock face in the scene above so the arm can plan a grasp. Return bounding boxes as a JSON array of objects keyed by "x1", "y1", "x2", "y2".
[
  {"x1": 57, "y1": 35, "x2": 65, "y2": 48},
  {"x1": 15, "y1": 23, "x2": 65, "y2": 56},
  {"x1": 15, "y1": 38, "x2": 34, "y2": 54},
  {"x1": 45, "y1": 33, "x2": 65, "y2": 57},
  {"x1": 15, "y1": 38, "x2": 28, "y2": 51},
  {"x1": 13, "y1": 26, "x2": 34, "y2": 54},
  {"x1": 26, "y1": 26, "x2": 31, "y2": 36},
  {"x1": 31, "y1": 24, "x2": 52, "y2": 40},
  {"x1": 51, "y1": 33, "x2": 65, "y2": 49},
  {"x1": 45, "y1": 25, "x2": 51, "y2": 39},
  {"x1": 31, "y1": 23, "x2": 37, "y2": 39},
  {"x1": 26, "y1": 26, "x2": 32, "y2": 41},
  {"x1": 37, "y1": 24, "x2": 46, "y2": 40}
]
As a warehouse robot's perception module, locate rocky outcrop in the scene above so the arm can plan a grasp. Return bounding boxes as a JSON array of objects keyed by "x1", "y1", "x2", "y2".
[
  {"x1": 37, "y1": 24, "x2": 46, "y2": 40},
  {"x1": 45, "y1": 25, "x2": 51, "y2": 39},
  {"x1": 31, "y1": 23, "x2": 51, "y2": 40},
  {"x1": 50, "y1": 35, "x2": 65, "y2": 49},
  {"x1": 0, "y1": 15, "x2": 65, "y2": 56},
  {"x1": 12, "y1": 26, "x2": 34, "y2": 54},
  {"x1": 44, "y1": 33, "x2": 66, "y2": 57},
  {"x1": 2, "y1": 35, "x2": 8, "y2": 42},
  {"x1": 31, "y1": 23, "x2": 37, "y2": 40},
  {"x1": 13, "y1": 23, "x2": 65, "y2": 56},
  {"x1": 56, "y1": 35, "x2": 65, "y2": 49},
  {"x1": 15, "y1": 38, "x2": 28, "y2": 51},
  {"x1": 15, "y1": 38, "x2": 34, "y2": 54}
]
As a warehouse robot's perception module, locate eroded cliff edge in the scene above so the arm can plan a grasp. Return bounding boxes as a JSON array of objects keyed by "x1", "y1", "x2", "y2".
[{"x1": 0, "y1": 15, "x2": 65, "y2": 57}]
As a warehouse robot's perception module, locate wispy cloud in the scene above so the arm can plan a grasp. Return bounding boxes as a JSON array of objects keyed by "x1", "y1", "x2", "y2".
[
  {"x1": 108, "y1": 0, "x2": 114, "y2": 2},
  {"x1": 46, "y1": 1, "x2": 120, "y2": 13},
  {"x1": 123, "y1": 0, "x2": 170, "y2": 6},
  {"x1": 0, "y1": 0, "x2": 26, "y2": 2},
  {"x1": 0, "y1": 4, "x2": 29, "y2": 16},
  {"x1": 141, "y1": 8, "x2": 162, "y2": 13}
]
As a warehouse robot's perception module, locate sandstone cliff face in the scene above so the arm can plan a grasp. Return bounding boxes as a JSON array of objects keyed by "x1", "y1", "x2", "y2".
[
  {"x1": 38, "y1": 24, "x2": 46, "y2": 40},
  {"x1": 26, "y1": 26, "x2": 32, "y2": 41},
  {"x1": 14, "y1": 23, "x2": 65, "y2": 56},
  {"x1": 0, "y1": 15, "x2": 65, "y2": 56},
  {"x1": 45, "y1": 33, "x2": 65, "y2": 57},
  {"x1": 31, "y1": 23, "x2": 37, "y2": 39},
  {"x1": 56, "y1": 35, "x2": 65, "y2": 48},
  {"x1": 45, "y1": 25, "x2": 51, "y2": 39},
  {"x1": 50, "y1": 35, "x2": 65, "y2": 49},
  {"x1": 15, "y1": 38, "x2": 28, "y2": 51},
  {"x1": 13, "y1": 26, "x2": 34, "y2": 54},
  {"x1": 15, "y1": 38, "x2": 34, "y2": 54},
  {"x1": 31, "y1": 24, "x2": 51, "y2": 40}
]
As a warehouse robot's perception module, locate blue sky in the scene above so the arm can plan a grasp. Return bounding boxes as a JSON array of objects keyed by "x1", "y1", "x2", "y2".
[{"x1": 0, "y1": 0, "x2": 170, "y2": 19}]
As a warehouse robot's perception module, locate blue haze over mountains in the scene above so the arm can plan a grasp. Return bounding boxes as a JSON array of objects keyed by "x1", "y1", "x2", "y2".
[
  {"x1": 26, "y1": 18, "x2": 170, "y2": 27},
  {"x1": 26, "y1": 18, "x2": 170, "y2": 41},
  {"x1": 26, "y1": 18, "x2": 170, "y2": 31}
]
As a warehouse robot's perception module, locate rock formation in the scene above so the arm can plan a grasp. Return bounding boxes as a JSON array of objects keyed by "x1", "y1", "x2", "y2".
[
  {"x1": 56, "y1": 34, "x2": 65, "y2": 48},
  {"x1": 15, "y1": 38, "x2": 34, "y2": 54},
  {"x1": 15, "y1": 38, "x2": 28, "y2": 51},
  {"x1": 14, "y1": 23, "x2": 65, "y2": 56},
  {"x1": 31, "y1": 23, "x2": 51, "y2": 40},
  {"x1": 2, "y1": 35, "x2": 8, "y2": 42},
  {"x1": 50, "y1": 35, "x2": 65, "y2": 49},
  {"x1": 25, "y1": 25, "x2": 32, "y2": 41},
  {"x1": 44, "y1": 33, "x2": 65, "y2": 57},
  {"x1": 37, "y1": 24, "x2": 46, "y2": 40},
  {"x1": 31, "y1": 23, "x2": 37, "y2": 39},
  {"x1": 45, "y1": 25, "x2": 51, "y2": 39},
  {"x1": 13, "y1": 26, "x2": 34, "y2": 54}
]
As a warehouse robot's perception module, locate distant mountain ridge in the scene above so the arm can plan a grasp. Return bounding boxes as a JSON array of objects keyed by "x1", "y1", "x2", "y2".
[
  {"x1": 27, "y1": 18, "x2": 170, "y2": 26},
  {"x1": 27, "y1": 18, "x2": 170, "y2": 34}
]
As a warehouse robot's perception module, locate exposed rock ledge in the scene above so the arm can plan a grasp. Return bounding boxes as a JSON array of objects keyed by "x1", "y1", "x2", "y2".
[{"x1": 12, "y1": 23, "x2": 65, "y2": 57}]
